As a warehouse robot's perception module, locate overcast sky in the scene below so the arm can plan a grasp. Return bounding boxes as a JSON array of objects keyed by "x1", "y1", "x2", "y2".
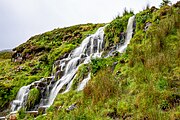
[{"x1": 0, "y1": 0, "x2": 178, "y2": 50}]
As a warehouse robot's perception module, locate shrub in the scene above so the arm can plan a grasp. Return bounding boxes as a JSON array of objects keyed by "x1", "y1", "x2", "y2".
[
  {"x1": 84, "y1": 68, "x2": 119, "y2": 104},
  {"x1": 18, "y1": 107, "x2": 26, "y2": 119}
]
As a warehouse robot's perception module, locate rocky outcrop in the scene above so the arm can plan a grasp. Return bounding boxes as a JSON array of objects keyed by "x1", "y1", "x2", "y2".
[
  {"x1": 119, "y1": 32, "x2": 126, "y2": 44},
  {"x1": 144, "y1": 22, "x2": 152, "y2": 31}
]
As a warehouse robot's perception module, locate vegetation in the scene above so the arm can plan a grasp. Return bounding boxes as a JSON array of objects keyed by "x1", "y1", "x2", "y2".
[
  {"x1": 39, "y1": 2, "x2": 179, "y2": 120},
  {"x1": 0, "y1": 1, "x2": 180, "y2": 120},
  {"x1": 104, "y1": 12, "x2": 134, "y2": 49},
  {"x1": 26, "y1": 88, "x2": 40, "y2": 110},
  {"x1": 0, "y1": 23, "x2": 104, "y2": 112},
  {"x1": 0, "y1": 50, "x2": 12, "y2": 61}
]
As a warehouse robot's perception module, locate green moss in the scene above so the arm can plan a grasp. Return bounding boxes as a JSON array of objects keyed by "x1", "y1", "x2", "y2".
[
  {"x1": 26, "y1": 88, "x2": 40, "y2": 110},
  {"x1": 0, "y1": 51, "x2": 12, "y2": 60},
  {"x1": 71, "y1": 64, "x2": 90, "y2": 90},
  {"x1": 104, "y1": 13, "x2": 134, "y2": 49},
  {"x1": 17, "y1": 107, "x2": 26, "y2": 119},
  {"x1": 0, "y1": 23, "x2": 103, "y2": 111},
  {"x1": 0, "y1": 2, "x2": 180, "y2": 120},
  {"x1": 40, "y1": 3, "x2": 180, "y2": 120}
]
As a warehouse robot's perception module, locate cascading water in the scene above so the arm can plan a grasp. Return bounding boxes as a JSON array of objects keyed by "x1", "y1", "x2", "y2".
[
  {"x1": 77, "y1": 73, "x2": 91, "y2": 91},
  {"x1": 45, "y1": 26, "x2": 105, "y2": 107},
  {"x1": 10, "y1": 26, "x2": 105, "y2": 112},
  {"x1": 11, "y1": 86, "x2": 30, "y2": 112},
  {"x1": 10, "y1": 15, "x2": 135, "y2": 113},
  {"x1": 117, "y1": 15, "x2": 135, "y2": 53}
]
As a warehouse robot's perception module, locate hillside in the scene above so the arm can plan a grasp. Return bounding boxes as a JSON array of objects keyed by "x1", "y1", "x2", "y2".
[
  {"x1": 0, "y1": 1, "x2": 180, "y2": 120},
  {"x1": 0, "y1": 23, "x2": 104, "y2": 112}
]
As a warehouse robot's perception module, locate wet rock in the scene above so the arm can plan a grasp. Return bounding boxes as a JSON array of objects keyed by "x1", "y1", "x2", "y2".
[
  {"x1": 28, "y1": 63, "x2": 35, "y2": 67},
  {"x1": 86, "y1": 34, "x2": 91, "y2": 37},
  {"x1": 66, "y1": 103, "x2": 77, "y2": 112},
  {"x1": 120, "y1": 59, "x2": 125, "y2": 64},
  {"x1": 50, "y1": 79, "x2": 56, "y2": 84},
  {"x1": 112, "y1": 51, "x2": 119, "y2": 57},
  {"x1": 0, "y1": 77, "x2": 5, "y2": 81},
  {"x1": 116, "y1": 71, "x2": 121, "y2": 75},
  {"x1": 150, "y1": 6, "x2": 158, "y2": 12},
  {"x1": 30, "y1": 68, "x2": 42, "y2": 75},
  {"x1": 55, "y1": 70, "x2": 64, "y2": 80},
  {"x1": 132, "y1": 20, "x2": 136, "y2": 37},
  {"x1": 26, "y1": 111, "x2": 38, "y2": 117},
  {"x1": 80, "y1": 53, "x2": 86, "y2": 58},
  {"x1": 144, "y1": 22, "x2": 152, "y2": 31},
  {"x1": 38, "y1": 106, "x2": 47, "y2": 115},
  {"x1": 58, "y1": 53, "x2": 69, "y2": 60},
  {"x1": 119, "y1": 32, "x2": 126, "y2": 44},
  {"x1": 107, "y1": 108, "x2": 120, "y2": 119},
  {"x1": 173, "y1": 1, "x2": 180, "y2": 8},
  {"x1": 38, "y1": 82, "x2": 46, "y2": 88},
  {"x1": 29, "y1": 85, "x2": 35, "y2": 89},
  {"x1": 112, "y1": 62, "x2": 118, "y2": 71},
  {"x1": 15, "y1": 66, "x2": 23, "y2": 72},
  {"x1": 46, "y1": 77, "x2": 53, "y2": 83}
]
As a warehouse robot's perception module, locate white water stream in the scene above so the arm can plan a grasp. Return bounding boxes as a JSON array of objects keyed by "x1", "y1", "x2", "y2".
[
  {"x1": 117, "y1": 15, "x2": 135, "y2": 53},
  {"x1": 10, "y1": 15, "x2": 135, "y2": 113}
]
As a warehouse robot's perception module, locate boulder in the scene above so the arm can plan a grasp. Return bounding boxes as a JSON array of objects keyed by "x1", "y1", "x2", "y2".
[
  {"x1": 119, "y1": 32, "x2": 126, "y2": 44},
  {"x1": 7, "y1": 112, "x2": 17, "y2": 120}
]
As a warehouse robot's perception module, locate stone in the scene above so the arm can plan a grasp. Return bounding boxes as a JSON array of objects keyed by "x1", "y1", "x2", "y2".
[
  {"x1": 38, "y1": 106, "x2": 47, "y2": 115},
  {"x1": 112, "y1": 62, "x2": 118, "y2": 71},
  {"x1": 144, "y1": 22, "x2": 152, "y2": 31},
  {"x1": 119, "y1": 32, "x2": 126, "y2": 44},
  {"x1": 38, "y1": 82, "x2": 46, "y2": 88},
  {"x1": 150, "y1": 6, "x2": 158, "y2": 12},
  {"x1": 116, "y1": 71, "x2": 121, "y2": 75},
  {"x1": 8, "y1": 113, "x2": 17, "y2": 120},
  {"x1": 120, "y1": 59, "x2": 125, "y2": 64},
  {"x1": 66, "y1": 103, "x2": 77, "y2": 112}
]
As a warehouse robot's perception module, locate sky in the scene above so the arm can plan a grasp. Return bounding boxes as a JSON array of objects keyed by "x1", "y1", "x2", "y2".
[{"x1": 0, "y1": 0, "x2": 178, "y2": 50}]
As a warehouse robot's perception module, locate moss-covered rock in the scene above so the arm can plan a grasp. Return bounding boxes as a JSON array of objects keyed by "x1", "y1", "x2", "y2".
[{"x1": 26, "y1": 88, "x2": 40, "y2": 110}]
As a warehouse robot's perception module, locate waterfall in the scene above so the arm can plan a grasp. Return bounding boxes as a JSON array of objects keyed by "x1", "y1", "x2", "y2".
[
  {"x1": 117, "y1": 15, "x2": 135, "y2": 53},
  {"x1": 77, "y1": 73, "x2": 91, "y2": 91},
  {"x1": 10, "y1": 15, "x2": 135, "y2": 113},
  {"x1": 45, "y1": 27, "x2": 105, "y2": 107},
  {"x1": 10, "y1": 26, "x2": 105, "y2": 112},
  {"x1": 11, "y1": 86, "x2": 30, "y2": 112}
]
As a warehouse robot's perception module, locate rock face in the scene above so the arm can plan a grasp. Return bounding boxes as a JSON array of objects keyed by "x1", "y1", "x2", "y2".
[
  {"x1": 119, "y1": 32, "x2": 126, "y2": 44},
  {"x1": 144, "y1": 22, "x2": 152, "y2": 31},
  {"x1": 11, "y1": 52, "x2": 23, "y2": 62}
]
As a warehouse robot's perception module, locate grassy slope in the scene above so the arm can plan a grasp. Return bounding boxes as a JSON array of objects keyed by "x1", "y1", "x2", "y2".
[
  {"x1": 33, "y1": 2, "x2": 180, "y2": 120},
  {"x1": 0, "y1": 23, "x2": 104, "y2": 112},
  {"x1": 0, "y1": 2, "x2": 179, "y2": 120}
]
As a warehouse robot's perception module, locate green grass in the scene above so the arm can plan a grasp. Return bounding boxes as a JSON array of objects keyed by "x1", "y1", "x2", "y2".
[
  {"x1": 0, "y1": 1, "x2": 180, "y2": 120},
  {"x1": 0, "y1": 23, "x2": 103, "y2": 112},
  {"x1": 40, "y1": 2, "x2": 180, "y2": 120}
]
